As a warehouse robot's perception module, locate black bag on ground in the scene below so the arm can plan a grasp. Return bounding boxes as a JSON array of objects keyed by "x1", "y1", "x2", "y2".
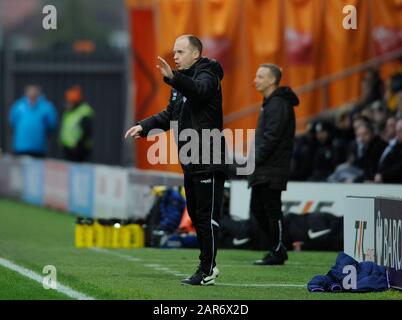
[
  {"x1": 218, "y1": 215, "x2": 252, "y2": 249},
  {"x1": 218, "y1": 214, "x2": 271, "y2": 250},
  {"x1": 282, "y1": 212, "x2": 343, "y2": 251}
]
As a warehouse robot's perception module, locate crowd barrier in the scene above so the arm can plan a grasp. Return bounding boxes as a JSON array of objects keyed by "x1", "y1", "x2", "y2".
[
  {"x1": 230, "y1": 181, "x2": 402, "y2": 219},
  {"x1": 2, "y1": 154, "x2": 402, "y2": 221},
  {"x1": 0, "y1": 154, "x2": 183, "y2": 220}
]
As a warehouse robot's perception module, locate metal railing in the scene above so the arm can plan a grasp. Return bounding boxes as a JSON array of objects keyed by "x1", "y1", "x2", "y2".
[{"x1": 223, "y1": 48, "x2": 402, "y2": 127}]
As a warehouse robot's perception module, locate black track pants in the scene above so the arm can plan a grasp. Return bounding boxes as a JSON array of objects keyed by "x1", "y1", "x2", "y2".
[{"x1": 184, "y1": 172, "x2": 225, "y2": 275}]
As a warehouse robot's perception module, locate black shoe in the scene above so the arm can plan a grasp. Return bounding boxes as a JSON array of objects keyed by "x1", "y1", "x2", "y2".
[
  {"x1": 191, "y1": 263, "x2": 220, "y2": 278},
  {"x1": 181, "y1": 267, "x2": 219, "y2": 286},
  {"x1": 181, "y1": 270, "x2": 203, "y2": 285},
  {"x1": 253, "y1": 248, "x2": 288, "y2": 266}
]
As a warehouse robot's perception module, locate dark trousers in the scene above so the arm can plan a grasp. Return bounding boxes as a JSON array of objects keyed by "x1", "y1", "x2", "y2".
[
  {"x1": 250, "y1": 183, "x2": 284, "y2": 252},
  {"x1": 63, "y1": 147, "x2": 91, "y2": 163},
  {"x1": 184, "y1": 171, "x2": 225, "y2": 275}
]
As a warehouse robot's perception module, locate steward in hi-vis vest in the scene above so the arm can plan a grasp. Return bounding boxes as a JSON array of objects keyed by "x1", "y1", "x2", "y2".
[{"x1": 60, "y1": 85, "x2": 94, "y2": 162}]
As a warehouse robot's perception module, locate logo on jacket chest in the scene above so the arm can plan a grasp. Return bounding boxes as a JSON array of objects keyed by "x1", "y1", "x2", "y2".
[{"x1": 172, "y1": 90, "x2": 187, "y2": 103}]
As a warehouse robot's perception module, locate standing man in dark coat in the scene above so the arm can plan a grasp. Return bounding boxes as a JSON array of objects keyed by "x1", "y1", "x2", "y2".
[
  {"x1": 249, "y1": 64, "x2": 299, "y2": 265},
  {"x1": 125, "y1": 35, "x2": 226, "y2": 285}
]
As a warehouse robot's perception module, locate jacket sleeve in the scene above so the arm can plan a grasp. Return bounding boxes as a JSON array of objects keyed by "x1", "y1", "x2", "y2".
[
  {"x1": 380, "y1": 151, "x2": 402, "y2": 182},
  {"x1": 45, "y1": 102, "x2": 58, "y2": 132},
  {"x1": 164, "y1": 70, "x2": 218, "y2": 102},
  {"x1": 255, "y1": 97, "x2": 289, "y2": 166},
  {"x1": 364, "y1": 141, "x2": 387, "y2": 180},
  {"x1": 138, "y1": 91, "x2": 175, "y2": 137}
]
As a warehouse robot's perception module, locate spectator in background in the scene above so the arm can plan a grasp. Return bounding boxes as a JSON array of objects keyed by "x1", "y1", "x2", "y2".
[
  {"x1": 374, "y1": 118, "x2": 402, "y2": 184},
  {"x1": 327, "y1": 122, "x2": 386, "y2": 183},
  {"x1": 371, "y1": 100, "x2": 389, "y2": 136},
  {"x1": 382, "y1": 116, "x2": 397, "y2": 143},
  {"x1": 308, "y1": 121, "x2": 343, "y2": 181},
  {"x1": 349, "y1": 122, "x2": 387, "y2": 182},
  {"x1": 289, "y1": 120, "x2": 316, "y2": 181},
  {"x1": 353, "y1": 68, "x2": 384, "y2": 113},
  {"x1": 8, "y1": 85, "x2": 58, "y2": 158},
  {"x1": 351, "y1": 114, "x2": 372, "y2": 137},
  {"x1": 60, "y1": 85, "x2": 95, "y2": 162},
  {"x1": 333, "y1": 110, "x2": 355, "y2": 164},
  {"x1": 334, "y1": 110, "x2": 355, "y2": 147}
]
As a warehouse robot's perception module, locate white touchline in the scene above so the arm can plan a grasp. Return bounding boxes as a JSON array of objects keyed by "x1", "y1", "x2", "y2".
[
  {"x1": 0, "y1": 257, "x2": 95, "y2": 300},
  {"x1": 90, "y1": 249, "x2": 307, "y2": 289},
  {"x1": 90, "y1": 248, "x2": 142, "y2": 261}
]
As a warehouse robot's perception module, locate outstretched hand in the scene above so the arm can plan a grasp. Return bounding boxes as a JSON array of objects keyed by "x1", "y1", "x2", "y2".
[
  {"x1": 124, "y1": 125, "x2": 143, "y2": 139},
  {"x1": 156, "y1": 56, "x2": 174, "y2": 79}
]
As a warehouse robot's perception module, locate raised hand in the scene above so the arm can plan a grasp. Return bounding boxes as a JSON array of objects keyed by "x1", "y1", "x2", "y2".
[{"x1": 156, "y1": 56, "x2": 174, "y2": 79}]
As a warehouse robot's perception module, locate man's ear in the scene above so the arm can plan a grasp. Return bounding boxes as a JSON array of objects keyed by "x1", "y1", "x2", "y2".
[
  {"x1": 268, "y1": 74, "x2": 276, "y2": 86},
  {"x1": 192, "y1": 50, "x2": 200, "y2": 59}
]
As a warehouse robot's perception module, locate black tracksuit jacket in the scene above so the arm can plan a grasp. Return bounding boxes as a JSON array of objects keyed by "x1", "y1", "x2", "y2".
[{"x1": 139, "y1": 57, "x2": 227, "y2": 176}]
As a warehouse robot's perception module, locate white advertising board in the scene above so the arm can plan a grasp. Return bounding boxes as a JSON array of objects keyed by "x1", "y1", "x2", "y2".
[
  {"x1": 344, "y1": 197, "x2": 375, "y2": 262},
  {"x1": 230, "y1": 181, "x2": 402, "y2": 220},
  {"x1": 93, "y1": 165, "x2": 129, "y2": 219}
]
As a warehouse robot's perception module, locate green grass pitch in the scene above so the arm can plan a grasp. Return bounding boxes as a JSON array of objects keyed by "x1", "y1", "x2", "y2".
[{"x1": 0, "y1": 198, "x2": 400, "y2": 300}]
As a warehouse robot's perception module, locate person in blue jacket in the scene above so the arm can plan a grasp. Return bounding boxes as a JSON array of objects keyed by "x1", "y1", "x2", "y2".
[{"x1": 8, "y1": 85, "x2": 58, "y2": 157}]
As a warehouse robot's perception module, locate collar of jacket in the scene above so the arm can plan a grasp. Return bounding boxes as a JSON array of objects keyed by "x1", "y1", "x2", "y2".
[{"x1": 177, "y1": 57, "x2": 203, "y2": 77}]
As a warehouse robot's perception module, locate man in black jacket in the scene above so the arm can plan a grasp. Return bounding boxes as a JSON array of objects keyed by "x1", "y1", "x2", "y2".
[
  {"x1": 248, "y1": 64, "x2": 299, "y2": 265},
  {"x1": 125, "y1": 35, "x2": 225, "y2": 286},
  {"x1": 374, "y1": 118, "x2": 402, "y2": 183},
  {"x1": 349, "y1": 122, "x2": 387, "y2": 182}
]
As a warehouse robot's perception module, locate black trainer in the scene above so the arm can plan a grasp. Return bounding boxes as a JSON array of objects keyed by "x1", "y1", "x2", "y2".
[
  {"x1": 253, "y1": 247, "x2": 288, "y2": 266},
  {"x1": 181, "y1": 266, "x2": 219, "y2": 286},
  {"x1": 181, "y1": 270, "x2": 203, "y2": 285}
]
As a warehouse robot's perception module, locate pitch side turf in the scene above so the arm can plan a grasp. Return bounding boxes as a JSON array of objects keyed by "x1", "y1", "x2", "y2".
[{"x1": 0, "y1": 198, "x2": 400, "y2": 300}]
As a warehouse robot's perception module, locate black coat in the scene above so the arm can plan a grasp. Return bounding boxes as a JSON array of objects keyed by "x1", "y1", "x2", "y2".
[
  {"x1": 350, "y1": 136, "x2": 387, "y2": 181},
  {"x1": 377, "y1": 142, "x2": 402, "y2": 183},
  {"x1": 138, "y1": 57, "x2": 226, "y2": 175},
  {"x1": 308, "y1": 139, "x2": 344, "y2": 181},
  {"x1": 248, "y1": 86, "x2": 299, "y2": 190}
]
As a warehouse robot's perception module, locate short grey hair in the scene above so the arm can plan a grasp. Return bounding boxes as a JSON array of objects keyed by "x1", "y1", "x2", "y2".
[{"x1": 260, "y1": 63, "x2": 282, "y2": 85}]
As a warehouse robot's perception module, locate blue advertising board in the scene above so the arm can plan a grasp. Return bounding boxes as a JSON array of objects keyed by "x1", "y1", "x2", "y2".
[
  {"x1": 68, "y1": 164, "x2": 94, "y2": 218},
  {"x1": 22, "y1": 158, "x2": 44, "y2": 205}
]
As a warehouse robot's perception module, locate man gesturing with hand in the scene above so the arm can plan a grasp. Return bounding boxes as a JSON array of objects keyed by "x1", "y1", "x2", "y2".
[{"x1": 125, "y1": 35, "x2": 226, "y2": 286}]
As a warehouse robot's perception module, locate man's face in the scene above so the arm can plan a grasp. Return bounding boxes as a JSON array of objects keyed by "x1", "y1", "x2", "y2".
[
  {"x1": 316, "y1": 130, "x2": 329, "y2": 144},
  {"x1": 25, "y1": 86, "x2": 40, "y2": 105},
  {"x1": 385, "y1": 117, "x2": 396, "y2": 139},
  {"x1": 254, "y1": 67, "x2": 275, "y2": 94},
  {"x1": 173, "y1": 38, "x2": 199, "y2": 70},
  {"x1": 339, "y1": 114, "x2": 351, "y2": 129},
  {"x1": 356, "y1": 125, "x2": 373, "y2": 145},
  {"x1": 353, "y1": 119, "x2": 364, "y2": 132}
]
